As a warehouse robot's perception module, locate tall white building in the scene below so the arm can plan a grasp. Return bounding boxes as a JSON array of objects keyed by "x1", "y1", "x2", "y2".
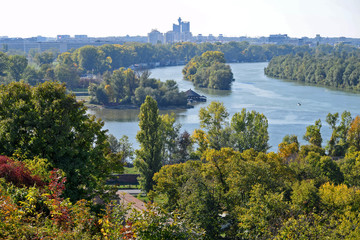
[{"x1": 148, "y1": 30, "x2": 164, "y2": 44}]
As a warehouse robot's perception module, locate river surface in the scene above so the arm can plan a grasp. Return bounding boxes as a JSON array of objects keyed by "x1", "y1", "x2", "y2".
[{"x1": 88, "y1": 62, "x2": 360, "y2": 152}]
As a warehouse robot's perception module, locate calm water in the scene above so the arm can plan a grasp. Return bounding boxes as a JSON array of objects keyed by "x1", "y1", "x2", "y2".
[{"x1": 88, "y1": 62, "x2": 360, "y2": 152}]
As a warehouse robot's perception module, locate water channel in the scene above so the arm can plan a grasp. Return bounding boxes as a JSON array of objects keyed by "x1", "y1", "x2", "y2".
[{"x1": 88, "y1": 62, "x2": 360, "y2": 152}]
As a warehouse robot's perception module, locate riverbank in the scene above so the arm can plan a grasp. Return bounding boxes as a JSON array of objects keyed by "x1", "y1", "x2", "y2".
[{"x1": 78, "y1": 96, "x2": 194, "y2": 110}]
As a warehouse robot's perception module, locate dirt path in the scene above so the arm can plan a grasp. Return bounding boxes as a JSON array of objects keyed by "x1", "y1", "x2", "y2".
[{"x1": 116, "y1": 190, "x2": 147, "y2": 212}]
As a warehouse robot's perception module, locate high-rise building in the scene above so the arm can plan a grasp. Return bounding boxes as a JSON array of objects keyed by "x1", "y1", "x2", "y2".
[
  {"x1": 180, "y1": 21, "x2": 190, "y2": 33},
  {"x1": 149, "y1": 17, "x2": 192, "y2": 44},
  {"x1": 148, "y1": 29, "x2": 164, "y2": 44}
]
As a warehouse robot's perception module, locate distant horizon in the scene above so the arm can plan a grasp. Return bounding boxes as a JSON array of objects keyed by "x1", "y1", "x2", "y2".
[
  {"x1": 2, "y1": 0, "x2": 359, "y2": 39},
  {"x1": 1, "y1": 33, "x2": 359, "y2": 40}
]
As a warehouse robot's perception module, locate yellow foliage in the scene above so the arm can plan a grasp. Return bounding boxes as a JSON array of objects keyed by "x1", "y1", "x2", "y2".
[
  {"x1": 278, "y1": 142, "x2": 299, "y2": 160},
  {"x1": 192, "y1": 129, "x2": 210, "y2": 155},
  {"x1": 319, "y1": 182, "x2": 360, "y2": 210}
]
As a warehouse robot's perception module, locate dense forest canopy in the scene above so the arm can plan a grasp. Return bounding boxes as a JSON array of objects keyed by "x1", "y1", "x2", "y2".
[{"x1": 265, "y1": 43, "x2": 360, "y2": 90}]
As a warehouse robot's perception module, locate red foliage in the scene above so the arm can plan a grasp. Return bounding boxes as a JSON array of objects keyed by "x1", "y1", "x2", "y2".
[
  {"x1": 120, "y1": 222, "x2": 136, "y2": 239},
  {"x1": 0, "y1": 156, "x2": 44, "y2": 187},
  {"x1": 47, "y1": 169, "x2": 71, "y2": 229},
  {"x1": 48, "y1": 169, "x2": 66, "y2": 200}
]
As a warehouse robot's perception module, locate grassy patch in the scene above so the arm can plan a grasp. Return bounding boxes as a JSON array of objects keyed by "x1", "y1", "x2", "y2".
[
  {"x1": 117, "y1": 185, "x2": 140, "y2": 189},
  {"x1": 124, "y1": 167, "x2": 140, "y2": 174},
  {"x1": 136, "y1": 193, "x2": 167, "y2": 205}
]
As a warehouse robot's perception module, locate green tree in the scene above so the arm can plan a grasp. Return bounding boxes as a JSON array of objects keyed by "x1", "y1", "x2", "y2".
[
  {"x1": 0, "y1": 81, "x2": 113, "y2": 201},
  {"x1": 54, "y1": 63, "x2": 79, "y2": 89},
  {"x1": 34, "y1": 51, "x2": 55, "y2": 66},
  {"x1": 340, "y1": 151, "x2": 360, "y2": 187},
  {"x1": 326, "y1": 111, "x2": 352, "y2": 156},
  {"x1": 160, "y1": 113, "x2": 181, "y2": 165},
  {"x1": 8, "y1": 55, "x2": 28, "y2": 81},
  {"x1": 0, "y1": 51, "x2": 9, "y2": 77},
  {"x1": 76, "y1": 46, "x2": 104, "y2": 73},
  {"x1": 198, "y1": 101, "x2": 230, "y2": 150},
  {"x1": 135, "y1": 96, "x2": 163, "y2": 193},
  {"x1": 231, "y1": 108, "x2": 270, "y2": 152},
  {"x1": 304, "y1": 119, "x2": 322, "y2": 147},
  {"x1": 291, "y1": 180, "x2": 319, "y2": 213},
  {"x1": 108, "y1": 134, "x2": 134, "y2": 164},
  {"x1": 22, "y1": 66, "x2": 41, "y2": 86}
]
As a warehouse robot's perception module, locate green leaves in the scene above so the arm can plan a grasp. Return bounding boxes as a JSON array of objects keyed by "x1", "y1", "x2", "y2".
[
  {"x1": 303, "y1": 119, "x2": 322, "y2": 147},
  {"x1": 135, "y1": 96, "x2": 163, "y2": 193},
  {"x1": 0, "y1": 81, "x2": 111, "y2": 201},
  {"x1": 231, "y1": 108, "x2": 270, "y2": 153}
]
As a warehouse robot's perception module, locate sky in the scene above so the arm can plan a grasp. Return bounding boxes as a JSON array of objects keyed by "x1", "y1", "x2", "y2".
[{"x1": 1, "y1": 0, "x2": 360, "y2": 38}]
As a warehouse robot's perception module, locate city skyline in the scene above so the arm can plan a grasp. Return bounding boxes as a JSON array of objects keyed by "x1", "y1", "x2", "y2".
[{"x1": 1, "y1": 0, "x2": 360, "y2": 39}]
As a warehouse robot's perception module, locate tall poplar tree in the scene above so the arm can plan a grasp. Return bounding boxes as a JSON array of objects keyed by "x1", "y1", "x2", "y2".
[{"x1": 135, "y1": 96, "x2": 163, "y2": 193}]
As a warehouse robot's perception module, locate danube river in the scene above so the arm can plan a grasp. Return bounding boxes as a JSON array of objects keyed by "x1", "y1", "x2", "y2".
[{"x1": 88, "y1": 62, "x2": 360, "y2": 151}]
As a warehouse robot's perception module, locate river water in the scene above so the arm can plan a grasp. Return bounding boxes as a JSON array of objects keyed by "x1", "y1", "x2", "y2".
[{"x1": 88, "y1": 62, "x2": 360, "y2": 152}]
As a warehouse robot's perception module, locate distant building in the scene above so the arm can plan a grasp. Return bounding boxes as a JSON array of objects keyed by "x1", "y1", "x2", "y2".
[
  {"x1": 148, "y1": 29, "x2": 164, "y2": 44},
  {"x1": 57, "y1": 35, "x2": 70, "y2": 41},
  {"x1": 180, "y1": 19, "x2": 190, "y2": 33},
  {"x1": 163, "y1": 17, "x2": 192, "y2": 43},
  {"x1": 268, "y1": 34, "x2": 289, "y2": 44},
  {"x1": 208, "y1": 34, "x2": 216, "y2": 42},
  {"x1": 75, "y1": 35, "x2": 88, "y2": 40},
  {"x1": 165, "y1": 31, "x2": 175, "y2": 43},
  {"x1": 185, "y1": 89, "x2": 207, "y2": 102},
  {"x1": 36, "y1": 36, "x2": 47, "y2": 42}
]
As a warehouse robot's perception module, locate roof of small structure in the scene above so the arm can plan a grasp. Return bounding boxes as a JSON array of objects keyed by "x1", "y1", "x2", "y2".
[{"x1": 185, "y1": 89, "x2": 201, "y2": 97}]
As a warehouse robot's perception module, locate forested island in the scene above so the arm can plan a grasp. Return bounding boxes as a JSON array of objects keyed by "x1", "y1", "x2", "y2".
[
  {"x1": 182, "y1": 51, "x2": 234, "y2": 90},
  {"x1": 265, "y1": 43, "x2": 360, "y2": 90}
]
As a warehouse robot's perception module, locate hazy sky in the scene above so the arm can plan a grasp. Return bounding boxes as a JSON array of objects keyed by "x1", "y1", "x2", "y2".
[{"x1": 1, "y1": 0, "x2": 359, "y2": 38}]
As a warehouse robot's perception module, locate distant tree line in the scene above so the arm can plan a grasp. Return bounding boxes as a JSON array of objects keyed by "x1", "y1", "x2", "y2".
[
  {"x1": 265, "y1": 43, "x2": 360, "y2": 90},
  {"x1": 182, "y1": 51, "x2": 234, "y2": 90},
  {"x1": 0, "y1": 41, "x2": 315, "y2": 89}
]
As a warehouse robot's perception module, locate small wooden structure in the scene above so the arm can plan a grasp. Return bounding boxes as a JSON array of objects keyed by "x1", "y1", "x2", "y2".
[{"x1": 185, "y1": 89, "x2": 207, "y2": 103}]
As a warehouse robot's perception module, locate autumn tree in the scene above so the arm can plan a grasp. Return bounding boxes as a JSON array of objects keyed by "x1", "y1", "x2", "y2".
[
  {"x1": 278, "y1": 134, "x2": 299, "y2": 160},
  {"x1": 347, "y1": 116, "x2": 360, "y2": 152}
]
